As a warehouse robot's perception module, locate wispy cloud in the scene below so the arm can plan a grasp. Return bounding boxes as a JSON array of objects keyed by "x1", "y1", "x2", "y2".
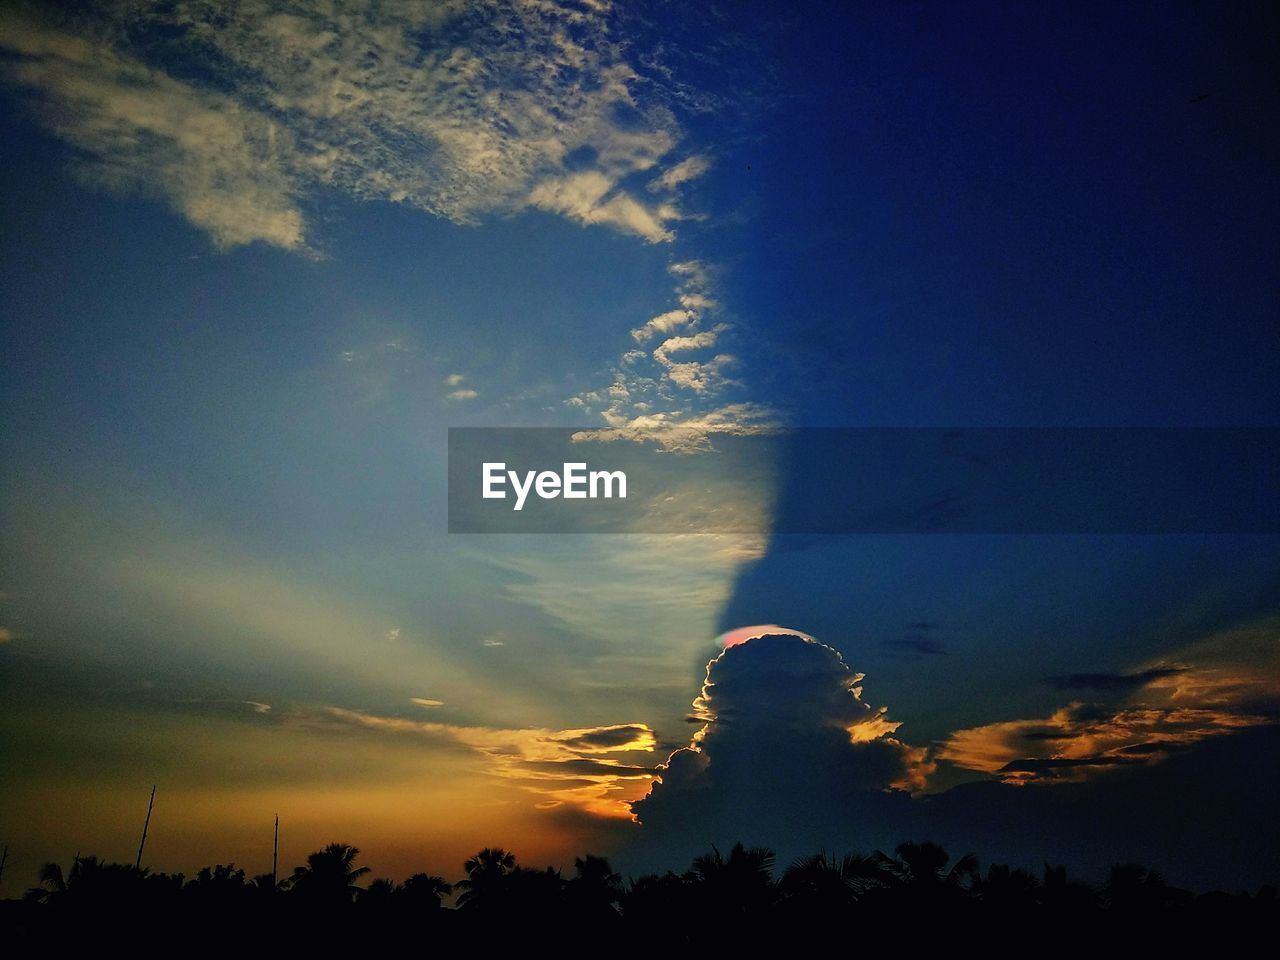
[
  {"x1": 315, "y1": 706, "x2": 656, "y2": 818},
  {"x1": 940, "y1": 625, "x2": 1280, "y2": 784},
  {"x1": 648, "y1": 154, "x2": 712, "y2": 192},
  {"x1": 0, "y1": 2, "x2": 707, "y2": 250}
]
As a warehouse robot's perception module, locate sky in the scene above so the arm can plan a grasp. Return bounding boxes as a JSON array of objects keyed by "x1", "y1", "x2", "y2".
[{"x1": 1, "y1": 1, "x2": 1278, "y2": 892}]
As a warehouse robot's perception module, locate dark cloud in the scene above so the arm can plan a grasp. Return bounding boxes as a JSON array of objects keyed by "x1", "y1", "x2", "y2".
[
  {"x1": 1042, "y1": 667, "x2": 1186, "y2": 692},
  {"x1": 883, "y1": 636, "x2": 947, "y2": 657},
  {"x1": 617, "y1": 630, "x2": 1280, "y2": 891},
  {"x1": 997, "y1": 756, "x2": 1140, "y2": 775},
  {"x1": 625, "y1": 634, "x2": 929, "y2": 870}
]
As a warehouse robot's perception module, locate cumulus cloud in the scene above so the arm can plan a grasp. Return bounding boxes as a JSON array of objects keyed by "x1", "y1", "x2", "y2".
[
  {"x1": 444, "y1": 373, "x2": 466, "y2": 386},
  {"x1": 0, "y1": 1, "x2": 695, "y2": 249},
  {"x1": 613, "y1": 623, "x2": 1280, "y2": 887},
  {"x1": 314, "y1": 707, "x2": 656, "y2": 818},
  {"x1": 447, "y1": 388, "x2": 479, "y2": 401},
  {"x1": 627, "y1": 634, "x2": 931, "y2": 864}
]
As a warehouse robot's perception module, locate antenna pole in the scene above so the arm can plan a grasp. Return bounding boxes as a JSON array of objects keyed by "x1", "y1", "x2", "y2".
[
  {"x1": 135, "y1": 785, "x2": 156, "y2": 869},
  {"x1": 272, "y1": 814, "x2": 279, "y2": 887}
]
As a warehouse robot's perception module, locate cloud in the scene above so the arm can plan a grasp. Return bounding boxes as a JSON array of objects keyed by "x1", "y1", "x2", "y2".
[
  {"x1": 940, "y1": 701, "x2": 1271, "y2": 784},
  {"x1": 315, "y1": 707, "x2": 656, "y2": 818},
  {"x1": 529, "y1": 172, "x2": 674, "y2": 243},
  {"x1": 0, "y1": 1, "x2": 692, "y2": 249},
  {"x1": 410, "y1": 697, "x2": 445, "y2": 708},
  {"x1": 1042, "y1": 667, "x2": 1185, "y2": 692},
  {"x1": 444, "y1": 373, "x2": 466, "y2": 386},
  {"x1": 569, "y1": 259, "x2": 766, "y2": 451},
  {"x1": 715, "y1": 624, "x2": 814, "y2": 649},
  {"x1": 627, "y1": 634, "x2": 931, "y2": 865},
  {"x1": 939, "y1": 624, "x2": 1280, "y2": 785},
  {"x1": 652, "y1": 325, "x2": 736, "y2": 393},
  {"x1": 447, "y1": 388, "x2": 479, "y2": 401},
  {"x1": 883, "y1": 636, "x2": 948, "y2": 658},
  {"x1": 648, "y1": 154, "x2": 712, "y2": 192},
  {"x1": 0, "y1": 10, "x2": 306, "y2": 251},
  {"x1": 611, "y1": 623, "x2": 1280, "y2": 888},
  {"x1": 572, "y1": 403, "x2": 778, "y2": 453},
  {"x1": 631, "y1": 309, "x2": 693, "y2": 343}
]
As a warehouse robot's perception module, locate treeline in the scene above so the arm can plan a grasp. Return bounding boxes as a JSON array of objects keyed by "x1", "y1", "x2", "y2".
[{"x1": 4, "y1": 840, "x2": 1275, "y2": 947}]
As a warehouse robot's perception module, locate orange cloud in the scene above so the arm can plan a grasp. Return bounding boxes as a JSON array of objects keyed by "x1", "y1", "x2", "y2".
[
  {"x1": 312, "y1": 707, "x2": 656, "y2": 818},
  {"x1": 940, "y1": 622, "x2": 1280, "y2": 784}
]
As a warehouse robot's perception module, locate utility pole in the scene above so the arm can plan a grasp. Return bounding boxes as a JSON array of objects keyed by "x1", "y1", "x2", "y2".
[
  {"x1": 0, "y1": 844, "x2": 8, "y2": 894},
  {"x1": 272, "y1": 814, "x2": 279, "y2": 888},
  {"x1": 135, "y1": 785, "x2": 156, "y2": 869}
]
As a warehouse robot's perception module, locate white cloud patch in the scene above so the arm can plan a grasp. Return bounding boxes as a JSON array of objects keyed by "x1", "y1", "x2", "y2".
[
  {"x1": 630, "y1": 309, "x2": 692, "y2": 343},
  {"x1": 0, "y1": 1, "x2": 691, "y2": 249},
  {"x1": 444, "y1": 373, "x2": 466, "y2": 386},
  {"x1": 647, "y1": 154, "x2": 711, "y2": 192},
  {"x1": 573, "y1": 403, "x2": 778, "y2": 454},
  {"x1": 529, "y1": 171, "x2": 674, "y2": 243},
  {"x1": 411, "y1": 697, "x2": 445, "y2": 708},
  {"x1": 447, "y1": 388, "x2": 479, "y2": 401},
  {"x1": 652, "y1": 324, "x2": 735, "y2": 393}
]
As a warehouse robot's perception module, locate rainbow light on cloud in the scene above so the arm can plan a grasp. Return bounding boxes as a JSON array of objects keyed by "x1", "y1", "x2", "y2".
[{"x1": 715, "y1": 624, "x2": 816, "y2": 649}]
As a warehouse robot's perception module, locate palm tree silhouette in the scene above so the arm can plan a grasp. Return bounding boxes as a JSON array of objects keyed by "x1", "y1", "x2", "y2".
[
  {"x1": 688, "y1": 842, "x2": 777, "y2": 915},
  {"x1": 568, "y1": 854, "x2": 623, "y2": 918},
  {"x1": 781, "y1": 851, "x2": 888, "y2": 905},
  {"x1": 288, "y1": 843, "x2": 370, "y2": 904},
  {"x1": 878, "y1": 841, "x2": 978, "y2": 891},
  {"x1": 402, "y1": 872, "x2": 453, "y2": 908},
  {"x1": 456, "y1": 847, "x2": 516, "y2": 910}
]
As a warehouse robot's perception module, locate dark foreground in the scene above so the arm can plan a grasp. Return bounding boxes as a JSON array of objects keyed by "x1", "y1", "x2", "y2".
[{"x1": 4, "y1": 840, "x2": 1275, "y2": 949}]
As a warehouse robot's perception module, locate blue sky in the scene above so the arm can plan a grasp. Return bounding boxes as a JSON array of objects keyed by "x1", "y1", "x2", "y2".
[{"x1": 1, "y1": 0, "x2": 1278, "y2": 888}]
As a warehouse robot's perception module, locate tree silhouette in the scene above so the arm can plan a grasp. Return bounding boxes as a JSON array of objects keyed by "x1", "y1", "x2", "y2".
[
  {"x1": 879, "y1": 840, "x2": 978, "y2": 890},
  {"x1": 688, "y1": 842, "x2": 777, "y2": 917},
  {"x1": 456, "y1": 847, "x2": 516, "y2": 910},
  {"x1": 781, "y1": 851, "x2": 888, "y2": 905},
  {"x1": 402, "y1": 872, "x2": 452, "y2": 908},
  {"x1": 10, "y1": 836, "x2": 1273, "y2": 953},
  {"x1": 287, "y1": 843, "x2": 369, "y2": 905},
  {"x1": 566, "y1": 854, "x2": 622, "y2": 922}
]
